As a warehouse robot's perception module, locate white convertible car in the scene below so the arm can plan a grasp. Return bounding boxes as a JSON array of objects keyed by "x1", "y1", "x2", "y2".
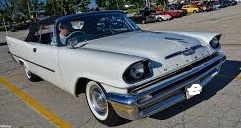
[
  {"x1": 155, "y1": 12, "x2": 172, "y2": 21},
  {"x1": 6, "y1": 11, "x2": 226, "y2": 126}
]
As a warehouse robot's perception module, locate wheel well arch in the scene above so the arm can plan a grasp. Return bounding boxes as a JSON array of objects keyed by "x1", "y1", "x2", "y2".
[
  {"x1": 18, "y1": 58, "x2": 25, "y2": 65},
  {"x1": 75, "y1": 77, "x2": 90, "y2": 96},
  {"x1": 18, "y1": 59, "x2": 24, "y2": 65},
  {"x1": 75, "y1": 78, "x2": 107, "y2": 96}
]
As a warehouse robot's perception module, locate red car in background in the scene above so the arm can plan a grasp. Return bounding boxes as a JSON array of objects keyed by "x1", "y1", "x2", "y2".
[
  {"x1": 192, "y1": 3, "x2": 214, "y2": 12},
  {"x1": 154, "y1": 7, "x2": 182, "y2": 18}
]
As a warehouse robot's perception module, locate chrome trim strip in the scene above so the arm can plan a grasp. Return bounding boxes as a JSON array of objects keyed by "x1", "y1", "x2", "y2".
[
  {"x1": 141, "y1": 93, "x2": 186, "y2": 117},
  {"x1": 9, "y1": 52, "x2": 55, "y2": 72}
]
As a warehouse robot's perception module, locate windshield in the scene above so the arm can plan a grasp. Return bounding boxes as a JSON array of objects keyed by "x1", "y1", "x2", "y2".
[{"x1": 57, "y1": 13, "x2": 140, "y2": 46}]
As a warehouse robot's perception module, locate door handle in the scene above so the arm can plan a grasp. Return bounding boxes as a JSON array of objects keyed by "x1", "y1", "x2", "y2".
[{"x1": 33, "y1": 48, "x2": 37, "y2": 52}]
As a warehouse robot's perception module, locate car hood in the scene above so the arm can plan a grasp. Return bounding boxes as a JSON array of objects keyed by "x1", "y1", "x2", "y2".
[{"x1": 84, "y1": 31, "x2": 212, "y2": 74}]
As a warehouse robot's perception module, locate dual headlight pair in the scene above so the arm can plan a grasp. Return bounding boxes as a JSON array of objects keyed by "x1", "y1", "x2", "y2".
[{"x1": 123, "y1": 60, "x2": 151, "y2": 83}]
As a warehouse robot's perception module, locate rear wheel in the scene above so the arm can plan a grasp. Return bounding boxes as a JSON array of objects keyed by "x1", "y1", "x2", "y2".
[
  {"x1": 158, "y1": 17, "x2": 163, "y2": 22},
  {"x1": 24, "y1": 64, "x2": 41, "y2": 82},
  {"x1": 85, "y1": 81, "x2": 125, "y2": 126},
  {"x1": 141, "y1": 19, "x2": 146, "y2": 24},
  {"x1": 193, "y1": 10, "x2": 197, "y2": 13}
]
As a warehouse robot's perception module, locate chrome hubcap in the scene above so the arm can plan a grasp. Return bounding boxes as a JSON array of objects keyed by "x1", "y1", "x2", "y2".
[{"x1": 89, "y1": 86, "x2": 107, "y2": 116}]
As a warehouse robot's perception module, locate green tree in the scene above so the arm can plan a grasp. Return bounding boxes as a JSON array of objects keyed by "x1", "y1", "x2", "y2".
[
  {"x1": 96, "y1": 0, "x2": 107, "y2": 9},
  {"x1": 45, "y1": 0, "x2": 53, "y2": 16},
  {"x1": 30, "y1": 0, "x2": 39, "y2": 22},
  {"x1": 17, "y1": 0, "x2": 29, "y2": 15},
  {"x1": 77, "y1": 0, "x2": 91, "y2": 12},
  {"x1": 130, "y1": 0, "x2": 144, "y2": 9},
  {"x1": 56, "y1": 0, "x2": 76, "y2": 15},
  {"x1": 107, "y1": 0, "x2": 124, "y2": 10},
  {"x1": 31, "y1": 0, "x2": 39, "y2": 11},
  {"x1": 0, "y1": 0, "x2": 16, "y2": 27},
  {"x1": 45, "y1": 0, "x2": 77, "y2": 16}
]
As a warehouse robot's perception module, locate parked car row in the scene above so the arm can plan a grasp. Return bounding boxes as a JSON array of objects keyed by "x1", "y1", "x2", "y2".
[{"x1": 130, "y1": 0, "x2": 237, "y2": 24}]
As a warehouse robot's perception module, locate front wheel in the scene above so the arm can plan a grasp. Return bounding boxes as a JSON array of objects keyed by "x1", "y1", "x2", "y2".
[
  {"x1": 141, "y1": 19, "x2": 146, "y2": 24},
  {"x1": 193, "y1": 10, "x2": 197, "y2": 13},
  {"x1": 85, "y1": 81, "x2": 125, "y2": 126}
]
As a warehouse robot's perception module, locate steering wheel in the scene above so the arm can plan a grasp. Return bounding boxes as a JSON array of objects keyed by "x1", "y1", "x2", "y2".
[{"x1": 65, "y1": 31, "x2": 85, "y2": 45}]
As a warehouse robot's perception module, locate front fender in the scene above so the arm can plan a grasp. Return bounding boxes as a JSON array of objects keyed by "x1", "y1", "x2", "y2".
[
  {"x1": 159, "y1": 31, "x2": 222, "y2": 53},
  {"x1": 161, "y1": 31, "x2": 221, "y2": 44}
]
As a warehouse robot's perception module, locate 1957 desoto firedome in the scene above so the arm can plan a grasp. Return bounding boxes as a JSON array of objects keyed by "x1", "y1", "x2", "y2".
[{"x1": 6, "y1": 10, "x2": 226, "y2": 126}]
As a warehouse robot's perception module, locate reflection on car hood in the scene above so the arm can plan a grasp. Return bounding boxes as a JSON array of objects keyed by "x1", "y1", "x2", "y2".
[{"x1": 84, "y1": 31, "x2": 212, "y2": 74}]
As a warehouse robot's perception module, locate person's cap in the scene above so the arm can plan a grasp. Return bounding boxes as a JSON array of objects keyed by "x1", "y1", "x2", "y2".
[{"x1": 60, "y1": 21, "x2": 74, "y2": 32}]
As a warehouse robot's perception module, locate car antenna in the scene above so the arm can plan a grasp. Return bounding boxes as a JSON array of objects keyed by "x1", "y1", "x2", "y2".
[{"x1": 2, "y1": 16, "x2": 9, "y2": 36}]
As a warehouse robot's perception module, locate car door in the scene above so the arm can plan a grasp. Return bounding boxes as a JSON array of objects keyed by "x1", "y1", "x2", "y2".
[
  {"x1": 27, "y1": 24, "x2": 63, "y2": 87},
  {"x1": 7, "y1": 36, "x2": 35, "y2": 65},
  {"x1": 30, "y1": 43, "x2": 62, "y2": 86},
  {"x1": 149, "y1": 13, "x2": 156, "y2": 22}
]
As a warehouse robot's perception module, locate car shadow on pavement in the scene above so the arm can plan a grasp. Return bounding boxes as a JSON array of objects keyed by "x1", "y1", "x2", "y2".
[
  {"x1": 0, "y1": 42, "x2": 7, "y2": 46},
  {"x1": 150, "y1": 60, "x2": 241, "y2": 120}
]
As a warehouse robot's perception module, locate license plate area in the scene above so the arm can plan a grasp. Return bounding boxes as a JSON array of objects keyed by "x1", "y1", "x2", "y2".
[{"x1": 185, "y1": 82, "x2": 202, "y2": 99}]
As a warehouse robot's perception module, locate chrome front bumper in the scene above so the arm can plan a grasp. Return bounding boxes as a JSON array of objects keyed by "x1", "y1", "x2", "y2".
[{"x1": 107, "y1": 52, "x2": 226, "y2": 120}]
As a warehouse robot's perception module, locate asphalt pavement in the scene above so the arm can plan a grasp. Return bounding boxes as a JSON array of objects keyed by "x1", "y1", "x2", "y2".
[{"x1": 0, "y1": 4, "x2": 241, "y2": 128}]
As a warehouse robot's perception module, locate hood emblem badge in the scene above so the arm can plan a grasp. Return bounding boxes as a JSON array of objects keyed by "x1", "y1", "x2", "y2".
[
  {"x1": 165, "y1": 45, "x2": 203, "y2": 59},
  {"x1": 183, "y1": 48, "x2": 195, "y2": 56}
]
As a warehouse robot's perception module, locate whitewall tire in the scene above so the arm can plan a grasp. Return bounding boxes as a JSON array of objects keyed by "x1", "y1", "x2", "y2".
[
  {"x1": 86, "y1": 81, "x2": 108, "y2": 120},
  {"x1": 85, "y1": 81, "x2": 126, "y2": 126}
]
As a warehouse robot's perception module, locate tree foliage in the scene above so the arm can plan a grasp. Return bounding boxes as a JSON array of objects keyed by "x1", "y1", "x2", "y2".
[
  {"x1": 17, "y1": 0, "x2": 29, "y2": 15},
  {"x1": 127, "y1": 0, "x2": 145, "y2": 9},
  {"x1": 0, "y1": 0, "x2": 16, "y2": 27},
  {"x1": 45, "y1": 0, "x2": 88, "y2": 16},
  {"x1": 76, "y1": 0, "x2": 91, "y2": 12},
  {"x1": 96, "y1": 0, "x2": 125, "y2": 10},
  {"x1": 96, "y1": 0, "x2": 107, "y2": 8},
  {"x1": 0, "y1": 0, "x2": 147, "y2": 26}
]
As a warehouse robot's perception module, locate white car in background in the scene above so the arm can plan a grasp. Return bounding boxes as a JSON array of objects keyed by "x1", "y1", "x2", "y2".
[{"x1": 155, "y1": 12, "x2": 172, "y2": 21}]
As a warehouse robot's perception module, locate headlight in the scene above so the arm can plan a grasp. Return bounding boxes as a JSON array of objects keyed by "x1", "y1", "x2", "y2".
[
  {"x1": 123, "y1": 60, "x2": 151, "y2": 83},
  {"x1": 129, "y1": 63, "x2": 145, "y2": 80},
  {"x1": 210, "y1": 37, "x2": 220, "y2": 49}
]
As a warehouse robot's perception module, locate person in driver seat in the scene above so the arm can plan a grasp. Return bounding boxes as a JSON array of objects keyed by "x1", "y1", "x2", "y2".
[{"x1": 59, "y1": 21, "x2": 74, "y2": 45}]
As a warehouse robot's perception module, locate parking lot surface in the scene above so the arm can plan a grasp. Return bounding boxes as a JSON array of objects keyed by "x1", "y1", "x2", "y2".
[{"x1": 0, "y1": 4, "x2": 241, "y2": 128}]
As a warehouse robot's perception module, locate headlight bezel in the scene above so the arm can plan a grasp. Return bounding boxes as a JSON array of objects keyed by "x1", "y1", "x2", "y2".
[
  {"x1": 209, "y1": 36, "x2": 221, "y2": 49},
  {"x1": 123, "y1": 60, "x2": 152, "y2": 84}
]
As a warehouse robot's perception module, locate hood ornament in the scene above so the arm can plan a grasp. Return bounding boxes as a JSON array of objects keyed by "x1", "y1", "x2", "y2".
[
  {"x1": 182, "y1": 48, "x2": 195, "y2": 56},
  {"x1": 165, "y1": 45, "x2": 203, "y2": 59},
  {"x1": 165, "y1": 37, "x2": 189, "y2": 44}
]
